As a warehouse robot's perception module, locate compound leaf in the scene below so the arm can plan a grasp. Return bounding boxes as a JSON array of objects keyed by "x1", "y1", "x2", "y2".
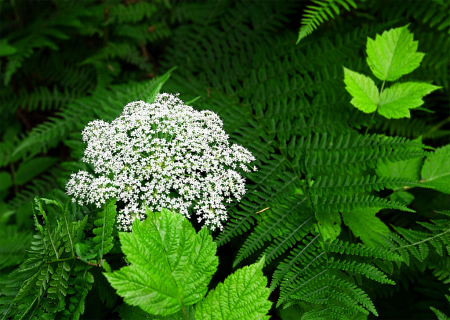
[
  {"x1": 366, "y1": 24, "x2": 425, "y2": 82},
  {"x1": 378, "y1": 82, "x2": 442, "y2": 119},
  {"x1": 104, "y1": 207, "x2": 219, "y2": 316},
  {"x1": 195, "y1": 256, "x2": 271, "y2": 320},
  {"x1": 343, "y1": 67, "x2": 379, "y2": 114}
]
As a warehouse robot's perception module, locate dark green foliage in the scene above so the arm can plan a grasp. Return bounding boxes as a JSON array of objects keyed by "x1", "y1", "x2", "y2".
[
  {"x1": 0, "y1": 226, "x2": 33, "y2": 271},
  {"x1": 157, "y1": 1, "x2": 449, "y2": 319},
  {"x1": 1, "y1": 0, "x2": 449, "y2": 319},
  {"x1": 0, "y1": 197, "x2": 119, "y2": 319},
  {"x1": 297, "y1": 0, "x2": 358, "y2": 44},
  {"x1": 0, "y1": 0, "x2": 172, "y2": 226}
]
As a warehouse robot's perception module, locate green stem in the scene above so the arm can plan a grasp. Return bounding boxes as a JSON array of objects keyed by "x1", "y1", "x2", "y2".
[
  {"x1": 47, "y1": 256, "x2": 78, "y2": 264},
  {"x1": 365, "y1": 80, "x2": 386, "y2": 135},
  {"x1": 364, "y1": 111, "x2": 377, "y2": 135},
  {"x1": 391, "y1": 228, "x2": 450, "y2": 251},
  {"x1": 47, "y1": 256, "x2": 102, "y2": 267}
]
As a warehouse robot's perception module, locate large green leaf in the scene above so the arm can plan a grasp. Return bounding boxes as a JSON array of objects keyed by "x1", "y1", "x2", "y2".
[
  {"x1": 104, "y1": 208, "x2": 219, "y2": 316},
  {"x1": 378, "y1": 82, "x2": 442, "y2": 119},
  {"x1": 366, "y1": 24, "x2": 425, "y2": 81},
  {"x1": 343, "y1": 67, "x2": 379, "y2": 114},
  {"x1": 195, "y1": 256, "x2": 272, "y2": 320},
  {"x1": 342, "y1": 208, "x2": 391, "y2": 248},
  {"x1": 421, "y1": 144, "x2": 450, "y2": 194},
  {"x1": 15, "y1": 157, "x2": 59, "y2": 185}
]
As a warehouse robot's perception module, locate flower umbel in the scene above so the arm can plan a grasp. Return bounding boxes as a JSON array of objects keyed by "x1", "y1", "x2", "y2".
[{"x1": 66, "y1": 93, "x2": 256, "y2": 231}]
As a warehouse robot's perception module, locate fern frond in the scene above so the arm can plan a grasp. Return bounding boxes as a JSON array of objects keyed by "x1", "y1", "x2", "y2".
[
  {"x1": 114, "y1": 22, "x2": 171, "y2": 43},
  {"x1": 80, "y1": 42, "x2": 152, "y2": 72},
  {"x1": 0, "y1": 226, "x2": 33, "y2": 270},
  {"x1": 310, "y1": 174, "x2": 426, "y2": 197},
  {"x1": 233, "y1": 194, "x2": 314, "y2": 268},
  {"x1": 11, "y1": 74, "x2": 172, "y2": 163},
  {"x1": 6, "y1": 167, "x2": 65, "y2": 226},
  {"x1": 313, "y1": 194, "x2": 414, "y2": 214},
  {"x1": 275, "y1": 231, "x2": 402, "y2": 318},
  {"x1": 92, "y1": 198, "x2": 117, "y2": 261},
  {"x1": 214, "y1": 159, "x2": 297, "y2": 246},
  {"x1": 380, "y1": 212, "x2": 450, "y2": 266},
  {"x1": 2, "y1": 1, "x2": 91, "y2": 85},
  {"x1": 0, "y1": 197, "x2": 93, "y2": 319},
  {"x1": 10, "y1": 85, "x2": 81, "y2": 112},
  {"x1": 106, "y1": 1, "x2": 162, "y2": 25},
  {"x1": 297, "y1": 0, "x2": 358, "y2": 44},
  {"x1": 290, "y1": 133, "x2": 428, "y2": 176}
]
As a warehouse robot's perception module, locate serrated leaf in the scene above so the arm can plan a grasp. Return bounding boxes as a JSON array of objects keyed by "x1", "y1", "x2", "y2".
[
  {"x1": 343, "y1": 67, "x2": 379, "y2": 114},
  {"x1": 366, "y1": 24, "x2": 425, "y2": 81},
  {"x1": 342, "y1": 208, "x2": 391, "y2": 248},
  {"x1": 378, "y1": 82, "x2": 442, "y2": 119},
  {"x1": 195, "y1": 256, "x2": 271, "y2": 320},
  {"x1": 421, "y1": 144, "x2": 450, "y2": 194},
  {"x1": 104, "y1": 207, "x2": 219, "y2": 316}
]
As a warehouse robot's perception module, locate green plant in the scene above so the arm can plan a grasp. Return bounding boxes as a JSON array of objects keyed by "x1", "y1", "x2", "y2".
[
  {"x1": 343, "y1": 24, "x2": 441, "y2": 124},
  {"x1": 0, "y1": 0, "x2": 172, "y2": 230},
  {"x1": 106, "y1": 207, "x2": 272, "y2": 320},
  {"x1": 296, "y1": 0, "x2": 358, "y2": 44},
  {"x1": 1, "y1": 1, "x2": 449, "y2": 319},
  {"x1": 0, "y1": 196, "x2": 107, "y2": 319}
]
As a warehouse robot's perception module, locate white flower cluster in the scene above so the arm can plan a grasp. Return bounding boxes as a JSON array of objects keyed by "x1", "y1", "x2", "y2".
[{"x1": 66, "y1": 93, "x2": 257, "y2": 231}]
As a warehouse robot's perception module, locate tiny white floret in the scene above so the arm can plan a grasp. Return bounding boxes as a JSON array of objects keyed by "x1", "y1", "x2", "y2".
[{"x1": 66, "y1": 93, "x2": 257, "y2": 232}]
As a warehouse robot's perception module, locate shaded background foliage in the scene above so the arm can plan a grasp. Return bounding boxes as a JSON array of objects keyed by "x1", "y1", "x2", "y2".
[{"x1": 0, "y1": 0, "x2": 449, "y2": 319}]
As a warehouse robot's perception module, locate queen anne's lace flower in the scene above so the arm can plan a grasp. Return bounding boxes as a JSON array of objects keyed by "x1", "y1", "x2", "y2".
[{"x1": 66, "y1": 93, "x2": 257, "y2": 231}]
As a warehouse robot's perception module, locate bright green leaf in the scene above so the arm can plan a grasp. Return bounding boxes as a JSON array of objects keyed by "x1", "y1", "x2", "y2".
[
  {"x1": 430, "y1": 305, "x2": 450, "y2": 320},
  {"x1": 195, "y1": 256, "x2": 271, "y2": 320},
  {"x1": 145, "y1": 66, "x2": 176, "y2": 104},
  {"x1": 378, "y1": 82, "x2": 442, "y2": 119},
  {"x1": 342, "y1": 208, "x2": 391, "y2": 248},
  {"x1": 366, "y1": 24, "x2": 425, "y2": 81},
  {"x1": 104, "y1": 208, "x2": 218, "y2": 316},
  {"x1": 315, "y1": 210, "x2": 341, "y2": 242},
  {"x1": 343, "y1": 67, "x2": 379, "y2": 114},
  {"x1": 15, "y1": 157, "x2": 59, "y2": 185},
  {"x1": 421, "y1": 144, "x2": 450, "y2": 194}
]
